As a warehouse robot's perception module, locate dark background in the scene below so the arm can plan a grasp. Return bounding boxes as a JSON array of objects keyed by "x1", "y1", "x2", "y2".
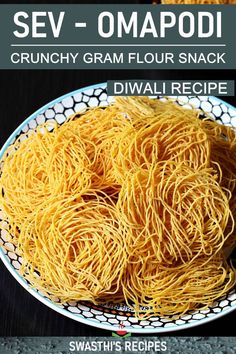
[{"x1": 0, "y1": 0, "x2": 236, "y2": 338}]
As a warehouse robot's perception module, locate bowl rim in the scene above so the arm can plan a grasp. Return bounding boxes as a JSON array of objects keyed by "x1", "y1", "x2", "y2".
[{"x1": 0, "y1": 82, "x2": 236, "y2": 334}]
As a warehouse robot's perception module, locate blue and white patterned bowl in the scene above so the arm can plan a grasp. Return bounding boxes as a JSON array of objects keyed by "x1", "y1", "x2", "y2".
[{"x1": 0, "y1": 83, "x2": 236, "y2": 333}]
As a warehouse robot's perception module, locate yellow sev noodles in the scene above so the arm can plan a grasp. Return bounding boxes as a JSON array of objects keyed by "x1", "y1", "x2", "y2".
[{"x1": 0, "y1": 96, "x2": 236, "y2": 318}]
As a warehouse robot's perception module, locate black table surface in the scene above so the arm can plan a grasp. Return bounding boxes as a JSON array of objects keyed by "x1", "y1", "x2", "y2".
[{"x1": 1, "y1": 68, "x2": 236, "y2": 337}]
